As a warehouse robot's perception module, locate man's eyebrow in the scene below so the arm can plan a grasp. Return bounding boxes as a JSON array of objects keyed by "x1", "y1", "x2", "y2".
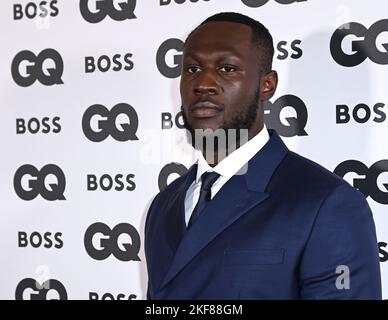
[{"x1": 183, "y1": 50, "x2": 244, "y2": 61}]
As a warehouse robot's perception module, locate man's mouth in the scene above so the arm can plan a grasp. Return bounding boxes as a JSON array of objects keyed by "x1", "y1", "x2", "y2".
[{"x1": 190, "y1": 101, "x2": 223, "y2": 119}]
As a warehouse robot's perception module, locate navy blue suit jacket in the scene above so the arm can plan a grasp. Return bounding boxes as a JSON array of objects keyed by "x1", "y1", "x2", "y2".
[{"x1": 145, "y1": 130, "x2": 382, "y2": 299}]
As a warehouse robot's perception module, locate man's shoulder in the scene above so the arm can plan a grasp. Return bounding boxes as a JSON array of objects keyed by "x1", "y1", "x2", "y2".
[
  {"x1": 266, "y1": 150, "x2": 371, "y2": 227},
  {"x1": 273, "y1": 150, "x2": 355, "y2": 194}
]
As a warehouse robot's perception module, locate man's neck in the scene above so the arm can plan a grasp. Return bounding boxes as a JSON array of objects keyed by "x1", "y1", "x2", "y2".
[{"x1": 203, "y1": 125, "x2": 263, "y2": 167}]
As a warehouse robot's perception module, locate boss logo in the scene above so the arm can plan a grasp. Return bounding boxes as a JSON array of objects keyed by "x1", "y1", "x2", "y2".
[
  {"x1": 241, "y1": 0, "x2": 307, "y2": 8},
  {"x1": 158, "y1": 162, "x2": 188, "y2": 191},
  {"x1": 16, "y1": 116, "x2": 61, "y2": 134},
  {"x1": 18, "y1": 231, "x2": 63, "y2": 249},
  {"x1": 379, "y1": 242, "x2": 388, "y2": 262},
  {"x1": 336, "y1": 103, "x2": 386, "y2": 124},
  {"x1": 330, "y1": 20, "x2": 388, "y2": 67},
  {"x1": 156, "y1": 38, "x2": 184, "y2": 78},
  {"x1": 276, "y1": 40, "x2": 303, "y2": 60},
  {"x1": 87, "y1": 174, "x2": 136, "y2": 191},
  {"x1": 161, "y1": 112, "x2": 184, "y2": 129},
  {"x1": 89, "y1": 292, "x2": 137, "y2": 300},
  {"x1": 264, "y1": 94, "x2": 308, "y2": 137},
  {"x1": 79, "y1": 0, "x2": 136, "y2": 23},
  {"x1": 14, "y1": 164, "x2": 66, "y2": 201},
  {"x1": 334, "y1": 160, "x2": 388, "y2": 204},
  {"x1": 84, "y1": 223, "x2": 141, "y2": 261},
  {"x1": 82, "y1": 103, "x2": 139, "y2": 142},
  {"x1": 160, "y1": 0, "x2": 210, "y2": 5},
  {"x1": 11, "y1": 49, "x2": 64, "y2": 87},
  {"x1": 85, "y1": 53, "x2": 134, "y2": 73},
  {"x1": 15, "y1": 278, "x2": 67, "y2": 300},
  {"x1": 13, "y1": 1, "x2": 59, "y2": 20}
]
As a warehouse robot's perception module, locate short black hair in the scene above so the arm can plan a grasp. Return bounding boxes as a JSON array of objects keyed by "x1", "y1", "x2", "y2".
[{"x1": 185, "y1": 12, "x2": 274, "y2": 72}]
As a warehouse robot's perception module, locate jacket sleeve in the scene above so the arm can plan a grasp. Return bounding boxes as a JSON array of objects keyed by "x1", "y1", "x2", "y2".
[
  {"x1": 146, "y1": 281, "x2": 151, "y2": 300},
  {"x1": 299, "y1": 184, "x2": 382, "y2": 299},
  {"x1": 144, "y1": 194, "x2": 159, "y2": 300}
]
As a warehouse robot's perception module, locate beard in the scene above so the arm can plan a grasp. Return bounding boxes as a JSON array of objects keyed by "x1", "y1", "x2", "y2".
[{"x1": 181, "y1": 87, "x2": 260, "y2": 160}]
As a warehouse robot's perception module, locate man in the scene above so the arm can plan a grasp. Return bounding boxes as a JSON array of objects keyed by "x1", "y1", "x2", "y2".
[{"x1": 144, "y1": 12, "x2": 382, "y2": 299}]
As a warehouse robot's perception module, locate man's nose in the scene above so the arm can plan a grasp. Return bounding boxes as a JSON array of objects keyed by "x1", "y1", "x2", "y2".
[{"x1": 193, "y1": 70, "x2": 220, "y2": 95}]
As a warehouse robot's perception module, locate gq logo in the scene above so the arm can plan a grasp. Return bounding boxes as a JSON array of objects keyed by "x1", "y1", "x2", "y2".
[
  {"x1": 80, "y1": 0, "x2": 136, "y2": 23},
  {"x1": 334, "y1": 160, "x2": 388, "y2": 204},
  {"x1": 82, "y1": 103, "x2": 139, "y2": 142},
  {"x1": 11, "y1": 49, "x2": 63, "y2": 87},
  {"x1": 330, "y1": 20, "x2": 388, "y2": 67},
  {"x1": 241, "y1": 0, "x2": 307, "y2": 8},
  {"x1": 264, "y1": 95, "x2": 308, "y2": 137},
  {"x1": 158, "y1": 162, "x2": 188, "y2": 191},
  {"x1": 84, "y1": 223, "x2": 141, "y2": 261},
  {"x1": 156, "y1": 38, "x2": 184, "y2": 78},
  {"x1": 15, "y1": 278, "x2": 67, "y2": 300},
  {"x1": 14, "y1": 164, "x2": 66, "y2": 201}
]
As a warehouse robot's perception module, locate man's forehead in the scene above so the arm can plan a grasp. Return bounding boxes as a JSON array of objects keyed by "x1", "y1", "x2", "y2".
[{"x1": 186, "y1": 21, "x2": 253, "y2": 46}]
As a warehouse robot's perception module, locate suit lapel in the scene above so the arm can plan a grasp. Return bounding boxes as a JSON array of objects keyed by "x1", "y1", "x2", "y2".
[
  {"x1": 160, "y1": 176, "x2": 269, "y2": 290},
  {"x1": 165, "y1": 164, "x2": 197, "y2": 253},
  {"x1": 159, "y1": 129, "x2": 289, "y2": 291}
]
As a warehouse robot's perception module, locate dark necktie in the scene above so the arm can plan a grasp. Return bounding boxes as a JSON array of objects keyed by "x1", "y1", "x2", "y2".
[{"x1": 187, "y1": 171, "x2": 220, "y2": 229}]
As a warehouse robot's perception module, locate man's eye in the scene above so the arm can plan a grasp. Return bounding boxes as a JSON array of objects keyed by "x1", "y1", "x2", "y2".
[
  {"x1": 187, "y1": 66, "x2": 201, "y2": 73},
  {"x1": 219, "y1": 66, "x2": 237, "y2": 73}
]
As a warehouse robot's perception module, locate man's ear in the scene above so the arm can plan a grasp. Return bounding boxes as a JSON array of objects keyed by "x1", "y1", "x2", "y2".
[{"x1": 260, "y1": 70, "x2": 278, "y2": 101}]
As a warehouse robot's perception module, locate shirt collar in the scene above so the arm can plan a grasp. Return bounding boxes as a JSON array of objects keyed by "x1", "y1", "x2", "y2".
[{"x1": 195, "y1": 125, "x2": 270, "y2": 182}]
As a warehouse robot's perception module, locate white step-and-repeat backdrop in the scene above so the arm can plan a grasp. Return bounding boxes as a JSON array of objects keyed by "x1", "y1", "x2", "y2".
[{"x1": 1, "y1": 0, "x2": 387, "y2": 299}]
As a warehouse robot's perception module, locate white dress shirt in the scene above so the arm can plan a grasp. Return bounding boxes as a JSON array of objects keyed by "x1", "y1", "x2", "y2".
[{"x1": 184, "y1": 125, "x2": 270, "y2": 226}]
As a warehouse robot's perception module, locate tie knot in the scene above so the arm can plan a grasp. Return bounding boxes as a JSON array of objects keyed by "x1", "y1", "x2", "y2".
[{"x1": 200, "y1": 171, "x2": 220, "y2": 192}]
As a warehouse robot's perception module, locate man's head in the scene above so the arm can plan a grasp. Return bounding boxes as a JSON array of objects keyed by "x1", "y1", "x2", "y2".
[{"x1": 180, "y1": 12, "x2": 278, "y2": 153}]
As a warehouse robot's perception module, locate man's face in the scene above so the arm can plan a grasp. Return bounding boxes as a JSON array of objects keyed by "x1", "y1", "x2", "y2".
[{"x1": 180, "y1": 21, "x2": 263, "y2": 140}]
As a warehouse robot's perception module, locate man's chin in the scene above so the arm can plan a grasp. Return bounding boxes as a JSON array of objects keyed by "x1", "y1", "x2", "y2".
[
  {"x1": 184, "y1": 124, "x2": 250, "y2": 157},
  {"x1": 185, "y1": 119, "x2": 223, "y2": 132}
]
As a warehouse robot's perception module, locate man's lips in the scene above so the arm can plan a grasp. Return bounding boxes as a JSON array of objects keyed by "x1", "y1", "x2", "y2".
[{"x1": 190, "y1": 101, "x2": 223, "y2": 118}]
